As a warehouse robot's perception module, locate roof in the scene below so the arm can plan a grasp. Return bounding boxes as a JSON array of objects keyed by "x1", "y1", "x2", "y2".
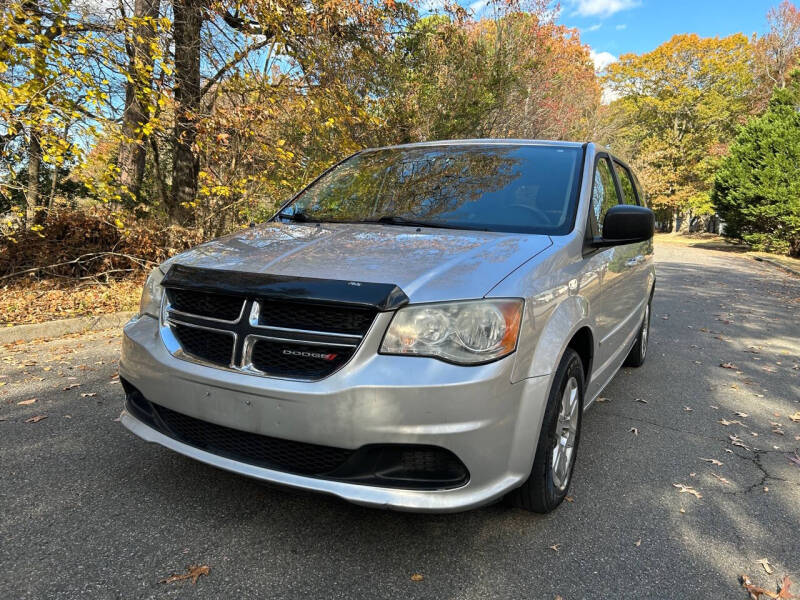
[{"x1": 362, "y1": 139, "x2": 587, "y2": 152}]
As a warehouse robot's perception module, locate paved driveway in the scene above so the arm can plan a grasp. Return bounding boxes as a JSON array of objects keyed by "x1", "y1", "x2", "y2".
[{"x1": 2, "y1": 243, "x2": 799, "y2": 599}]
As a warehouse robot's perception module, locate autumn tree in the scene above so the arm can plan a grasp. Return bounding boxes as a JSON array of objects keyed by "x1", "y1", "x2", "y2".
[
  {"x1": 382, "y1": 5, "x2": 599, "y2": 143},
  {"x1": 604, "y1": 34, "x2": 756, "y2": 231},
  {"x1": 753, "y1": 0, "x2": 800, "y2": 109},
  {"x1": 117, "y1": 0, "x2": 162, "y2": 205}
]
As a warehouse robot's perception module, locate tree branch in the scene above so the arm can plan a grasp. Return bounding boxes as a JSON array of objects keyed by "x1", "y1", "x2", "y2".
[{"x1": 200, "y1": 37, "x2": 273, "y2": 100}]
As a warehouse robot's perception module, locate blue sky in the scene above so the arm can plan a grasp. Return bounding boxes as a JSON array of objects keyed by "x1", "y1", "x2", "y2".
[{"x1": 457, "y1": 0, "x2": 779, "y2": 71}]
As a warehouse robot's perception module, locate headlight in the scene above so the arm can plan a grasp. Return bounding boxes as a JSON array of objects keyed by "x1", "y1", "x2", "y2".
[
  {"x1": 139, "y1": 267, "x2": 165, "y2": 317},
  {"x1": 380, "y1": 299, "x2": 523, "y2": 365}
]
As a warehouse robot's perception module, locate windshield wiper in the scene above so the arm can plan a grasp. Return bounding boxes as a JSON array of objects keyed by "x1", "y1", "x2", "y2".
[{"x1": 365, "y1": 215, "x2": 482, "y2": 231}]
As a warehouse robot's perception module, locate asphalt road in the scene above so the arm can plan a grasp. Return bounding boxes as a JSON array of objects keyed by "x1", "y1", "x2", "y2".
[{"x1": 2, "y1": 243, "x2": 799, "y2": 600}]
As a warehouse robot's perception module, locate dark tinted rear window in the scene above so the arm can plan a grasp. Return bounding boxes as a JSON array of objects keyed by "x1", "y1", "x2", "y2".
[{"x1": 281, "y1": 145, "x2": 584, "y2": 235}]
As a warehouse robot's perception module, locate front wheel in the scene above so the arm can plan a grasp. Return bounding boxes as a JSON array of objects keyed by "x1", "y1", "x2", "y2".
[{"x1": 506, "y1": 348, "x2": 584, "y2": 513}]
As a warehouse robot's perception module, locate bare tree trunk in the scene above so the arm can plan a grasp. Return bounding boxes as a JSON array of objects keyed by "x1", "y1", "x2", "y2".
[
  {"x1": 169, "y1": 0, "x2": 204, "y2": 225},
  {"x1": 26, "y1": 130, "x2": 41, "y2": 226},
  {"x1": 118, "y1": 0, "x2": 160, "y2": 205},
  {"x1": 678, "y1": 209, "x2": 692, "y2": 233},
  {"x1": 48, "y1": 164, "x2": 58, "y2": 210},
  {"x1": 149, "y1": 136, "x2": 168, "y2": 208}
]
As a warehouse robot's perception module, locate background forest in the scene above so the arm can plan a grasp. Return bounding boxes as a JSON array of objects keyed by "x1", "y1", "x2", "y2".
[{"x1": 1, "y1": 0, "x2": 800, "y2": 322}]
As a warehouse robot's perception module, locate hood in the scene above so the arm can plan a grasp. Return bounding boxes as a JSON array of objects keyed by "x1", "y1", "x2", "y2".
[{"x1": 163, "y1": 222, "x2": 552, "y2": 304}]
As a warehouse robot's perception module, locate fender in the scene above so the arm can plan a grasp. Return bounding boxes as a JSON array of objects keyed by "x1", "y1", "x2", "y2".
[{"x1": 517, "y1": 295, "x2": 594, "y2": 382}]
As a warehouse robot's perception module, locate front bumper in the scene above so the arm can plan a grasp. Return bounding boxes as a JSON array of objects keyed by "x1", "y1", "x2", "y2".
[{"x1": 119, "y1": 314, "x2": 551, "y2": 512}]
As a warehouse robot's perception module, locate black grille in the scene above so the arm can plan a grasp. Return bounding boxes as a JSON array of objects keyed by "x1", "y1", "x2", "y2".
[
  {"x1": 250, "y1": 340, "x2": 355, "y2": 380},
  {"x1": 257, "y1": 300, "x2": 376, "y2": 335},
  {"x1": 148, "y1": 400, "x2": 354, "y2": 475},
  {"x1": 168, "y1": 289, "x2": 243, "y2": 321},
  {"x1": 172, "y1": 323, "x2": 234, "y2": 366},
  {"x1": 162, "y1": 285, "x2": 378, "y2": 380}
]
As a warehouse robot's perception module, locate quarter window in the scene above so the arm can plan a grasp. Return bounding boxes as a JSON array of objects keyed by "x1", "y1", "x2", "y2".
[
  {"x1": 591, "y1": 157, "x2": 621, "y2": 235},
  {"x1": 614, "y1": 161, "x2": 639, "y2": 206}
]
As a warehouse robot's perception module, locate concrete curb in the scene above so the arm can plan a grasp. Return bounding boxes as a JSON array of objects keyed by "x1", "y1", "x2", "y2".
[
  {"x1": 752, "y1": 256, "x2": 800, "y2": 278},
  {"x1": 0, "y1": 311, "x2": 136, "y2": 345}
]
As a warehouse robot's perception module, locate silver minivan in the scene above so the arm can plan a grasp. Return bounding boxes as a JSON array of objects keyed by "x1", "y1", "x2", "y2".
[{"x1": 120, "y1": 140, "x2": 655, "y2": 513}]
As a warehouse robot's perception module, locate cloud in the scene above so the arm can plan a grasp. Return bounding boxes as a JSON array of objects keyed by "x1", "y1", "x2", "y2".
[
  {"x1": 589, "y1": 49, "x2": 618, "y2": 72},
  {"x1": 469, "y1": 0, "x2": 491, "y2": 14},
  {"x1": 418, "y1": 0, "x2": 446, "y2": 13},
  {"x1": 616, "y1": 23, "x2": 627, "y2": 30},
  {"x1": 584, "y1": 23, "x2": 603, "y2": 32},
  {"x1": 569, "y1": 0, "x2": 640, "y2": 18}
]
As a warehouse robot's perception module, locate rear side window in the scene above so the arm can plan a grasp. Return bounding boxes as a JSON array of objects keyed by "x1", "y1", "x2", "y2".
[
  {"x1": 591, "y1": 157, "x2": 621, "y2": 235},
  {"x1": 614, "y1": 161, "x2": 639, "y2": 206}
]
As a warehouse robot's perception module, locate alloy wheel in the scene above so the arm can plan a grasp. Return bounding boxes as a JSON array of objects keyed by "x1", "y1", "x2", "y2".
[{"x1": 552, "y1": 376, "x2": 580, "y2": 491}]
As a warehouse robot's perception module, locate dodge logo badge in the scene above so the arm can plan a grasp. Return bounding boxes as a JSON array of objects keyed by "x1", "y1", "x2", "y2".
[{"x1": 282, "y1": 349, "x2": 338, "y2": 361}]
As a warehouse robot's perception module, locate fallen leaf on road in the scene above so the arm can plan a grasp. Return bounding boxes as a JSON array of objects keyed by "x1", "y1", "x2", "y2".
[
  {"x1": 785, "y1": 451, "x2": 800, "y2": 468},
  {"x1": 729, "y1": 434, "x2": 751, "y2": 450},
  {"x1": 549, "y1": 544, "x2": 560, "y2": 552},
  {"x1": 673, "y1": 483, "x2": 702, "y2": 499},
  {"x1": 684, "y1": 406, "x2": 693, "y2": 412},
  {"x1": 719, "y1": 419, "x2": 745, "y2": 427},
  {"x1": 735, "y1": 411, "x2": 749, "y2": 418},
  {"x1": 80, "y1": 392, "x2": 97, "y2": 398},
  {"x1": 789, "y1": 412, "x2": 800, "y2": 423},
  {"x1": 17, "y1": 398, "x2": 37, "y2": 406},
  {"x1": 565, "y1": 496, "x2": 574, "y2": 503},
  {"x1": 596, "y1": 397, "x2": 609, "y2": 402},
  {"x1": 630, "y1": 427, "x2": 638, "y2": 435},
  {"x1": 63, "y1": 383, "x2": 80, "y2": 391},
  {"x1": 411, "y1": 574, "x2": 424, "y2": 582},
  {"x1": 710, "y1": 472, "x2": 731, "y2": 485},
  {"x1": 741, "y1": 574, "x2": 778, "y2": 599},
  {"x1": 634, "y1": 398, "x2": 648, "y2": 404},
  {"x1": 24, "y1": 415, "x2": 47, "y2": 423},
  {"x1": 720, "y1": 362, "x2": 738, "y2": 369},
  {"x1": 700, "y1": 458, "x2": 723, "y2": 466},
  {"x1": 777, "y1": 575, "x2": 795, "y2": 598},
  {"x1": 757, "y1": 559, "x2": 774, "y2": 575},
  {"x1": 635, "y1": 539, "x2": 641, "y2": 547},
  {"x1": 160, "y1": 565, "x2": 210, "y2": 585}
]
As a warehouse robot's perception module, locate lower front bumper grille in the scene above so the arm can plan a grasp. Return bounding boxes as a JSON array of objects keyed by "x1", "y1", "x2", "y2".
[{"x1": 123, "y1": 381, "x2": 468, "y2": 490}]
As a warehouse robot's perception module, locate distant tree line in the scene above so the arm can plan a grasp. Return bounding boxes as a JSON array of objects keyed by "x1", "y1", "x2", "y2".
[{"x1": 1, "y1": 0, "x2": 799, "y2": 256}]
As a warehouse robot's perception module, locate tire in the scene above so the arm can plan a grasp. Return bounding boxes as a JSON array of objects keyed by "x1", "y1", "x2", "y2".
[
  {"x1": 624, "y1": 300, "x2": 651, "y2": 368},
  {"x1": 506, "y1": 348, "x2": 584, "y2": 513}
]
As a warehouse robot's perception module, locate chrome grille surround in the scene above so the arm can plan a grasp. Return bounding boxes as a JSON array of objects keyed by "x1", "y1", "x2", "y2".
[{"x1": 159, "y1": 291, "x2": 373, "y2": 381}]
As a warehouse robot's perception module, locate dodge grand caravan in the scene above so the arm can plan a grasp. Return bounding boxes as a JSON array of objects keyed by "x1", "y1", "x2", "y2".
[{"x1": 119, "y1": 140, "x2": 655, "y2": 513}]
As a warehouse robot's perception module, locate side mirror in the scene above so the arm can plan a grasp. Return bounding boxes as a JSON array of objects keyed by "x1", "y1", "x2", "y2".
[{"x1": 591, "y1": 205, "x2": 654, "y2": 247}]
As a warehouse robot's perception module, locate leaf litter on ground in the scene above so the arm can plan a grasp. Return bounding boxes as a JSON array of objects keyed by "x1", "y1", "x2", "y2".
[
  {"x1": 159, "y1": 565, "x2": 210, "y2": 585},
  {"x1": 673, "y1": 483, "x2": 702, "y2": 499},
  {"x1": 740, "y1": 574, "x2": 797, "y2": 600}
]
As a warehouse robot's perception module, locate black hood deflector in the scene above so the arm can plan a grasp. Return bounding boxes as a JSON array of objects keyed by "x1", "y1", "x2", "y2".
[{"x1": 161, "y1": 263, "x2": 409, "y2": 311}]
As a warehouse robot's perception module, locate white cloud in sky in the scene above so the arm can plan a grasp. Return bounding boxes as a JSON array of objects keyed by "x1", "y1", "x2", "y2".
[
  {"x1": 616, "y1": 23, "x2": 628, "y2": 30},
  {"x1": 569, "y1": 0, "x2": 640, "y2": 18},
  {"x1": 584, "y1": 23, "x2": 603, "y2": 32},
  {"x1": 589, "y1": 49, "x2": 618, "y2": 71},
  {"x1": 469, "y1": 0, "x2": 491, "y2": 14}
]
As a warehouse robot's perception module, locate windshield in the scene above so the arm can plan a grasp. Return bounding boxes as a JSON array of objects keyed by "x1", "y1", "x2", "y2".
[{"x1": 278, "y1": 144, "x2": 584, "y2": 235}]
